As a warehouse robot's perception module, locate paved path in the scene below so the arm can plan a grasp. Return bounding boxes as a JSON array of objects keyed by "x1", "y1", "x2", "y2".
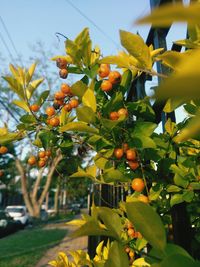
[{"x1": 35, "y1": 212, "x2": 88, "y2": 267}]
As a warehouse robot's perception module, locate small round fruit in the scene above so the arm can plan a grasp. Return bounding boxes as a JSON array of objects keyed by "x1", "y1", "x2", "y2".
[
  {"x1": 98, "y1": 64, "x2": 110, "y2": 78},
  {"x1": 46, "y1": 106, "x2": 55, "y2": 117},
  {"x1": 109, "y1": 111, "x2": 119, "y2": 121},
  {"x1": 127, "y1": 221, "x2": 133, "y2": 229},
  {"x1": 129, "y1": 250, "x2": 135, "y2": 259},
  {"x1": 126, "y1": 149, "x2": 137, "y2": 161},
  {"x1": 125, "y1": 247, "x2": 130, "y2": 253},
  {"x1": 61, "y1": 83, "x2": 71, "y2": 95},
  {"x1": 54, "y1": 91, "x2": 65, "y2": 100},
  {"x1": 28, "y1": 156, "x2": 37, "y2": 165},
  {"x1": 138, "y1": 194, "x2": 149, "y2": 204},
  {"x1": 38, "y1": 160, "x2": 46, "y2": 168},
  {"x1": 0, "y1": 170, "x2": 4, "y2": 177},
  {"x1": 128, "y1": 161, "x2": 139, "y2": 170},
  {"x1": 59, "y1": 69, "x2": 68, "y2": 79},
  {"x1": 100, "y1": 80, "x2": 113, "y2": 92},
  {"x1": 0, "y1": 146, "x2": 8, "y2": 154},
  {"x1": 118, "y1": 108, "x2": 128, "y2": 117},
  {"x1": 45, "y1": 150, "x2": 51, "y2": 157},
  {"x1": 108, "y1": 71, "x2": 121, "y2": 84},
  {"x1": 114, "y1": 148, "x2": 124, "y2": 159},
  {"x1": 54, "y1": 99, "x2": 64, "y2": 106},
  {"x1": 38, "y1": 151, "x2": 46, "y2": 158},
  {"x1": 56, "y1": 58, "x2": 67, "y2": 69},
  {"x1": 30, "y1": 104, "x2": 40, "y2": 112},
  {"x1": 63, "y1": 103, "x2": 72, "y2": 112},
  {"x1": 123, "y1": 143, "x2": 129, "y2": 153},
  {"x1": 127, "y1": 228, "x2": 135, "y2": 238},
  {"x1": 49, "y1": 117, "x2": 60, "y2": 127},
  {"x1": 134, "y1": 231, "x2": 142, "y2": 239},
  {"x1": 131, "y1": 178, "x2": 145, "y2": 192},
  {"x1": 69, "y1": 99, "x2": 79, "y2": 108}
]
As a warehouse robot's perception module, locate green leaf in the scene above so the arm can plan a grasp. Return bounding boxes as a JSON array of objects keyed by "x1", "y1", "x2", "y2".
[
  {"x1": 105, "y1": 241, "x2": 129, "y2": 267},
  {"x1": 59, "y1": 121, "x2": 99, "y2": 134},
  {"x1": 37, "y1": 90, "x2": 49, "y2": 106},
  {"x1": 76, "y1": 106, "x2": 95, "y2": 123},
  {"x1": 82, "y1": 88, "x2": 96, "y2": 112},
  {"x1": 71, "y1": 80, "x2": 88, "y2": 98},
  {"x1": 160, "y1": 253, "x2": 196, "y2": 267},
  {"x1": 103, "y1": 168, "x2": 130, "y2": 183},
  {"x1": 101, "y1": 117, "x2": 125, "y2": 130},
  {"x1": 99, "y1": 53, "x2": 135, "y2": 69},
  {"x1": 38, "y1": 130, "x2": 57, "y2": 149},
  {"x1": 0, "y1": 131, "x2": 24, "y2": 145},
  {"x1": 3, "y1": 76, "x2": 24, "y2": 99},
  {"x1": 174, "y1": 173, "x2": 189, "y2": 188},
  {"x1": 136, "y1": 2, "x2": 200, "y2": 26},
  {"x1": 126, "y1": 202, "x2": 166, "y2": 252},
  {"x1": 163, "y1": 98, "x2": 185, "y2": 113},
  {"x1": 12, "y1": 99, "x2": 30, "y2": 112},
  {"x1": 103, "y1": 92, "x2": 123, "y2": 115},
  {"x1": 182, "y1": 190, "x2": 194, "y2": 202},
  {"x1": 170, "y1": 194, "x2": 184, "y2": 207},
  {"x1": 20, "y1": 114, "x2": 36, "y2": 123},
  {"x1": 189, "y1": 182, "x2": 200, "y2": 190},
  {"x1": 164, "y1": 118, "x2": 176, "y2": 136},
  {"x1": 157, "y1": 51, "x2": 190, "y2": 70},
  {"x1": 120, "y1": 30, "x2": 152, "y2": 69},
  {"x1": 132, "y1": 258, "x2": 150, "y2": 267},
  {"x1": 25, "y1": 62, "x2": 37, "y2": 85},
  {"x1": 167, "y1": 185, "x2": 182, "y2": 193}
]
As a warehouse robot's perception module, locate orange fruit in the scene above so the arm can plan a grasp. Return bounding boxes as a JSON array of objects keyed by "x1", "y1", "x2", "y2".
[
  {"x1": 59, "y1": 69, "x2": 68, "y2": 79},
  {"x1": 98, "y1": 64, "x2": 110, "y2": 78},
  {"x1": 128, "y1": 161, "x2": 139, "y2": 170},
  {"x1": 126, "y1": 149, "x2": 137, "y2": 161},
  {"x1": 54, "y1": 91, "x2": 65, "y2": 100},
  {"x1": 45, "y1": 150, "x2": 51, "y2": 157},
  {"x1": 0, "y1": 170, "x2": 4, "y2": 177},
  {"x1": 30, "y1": 104, "x2": 40, "y2": 112},
  {"x1": 134, "y1": 231, "x2": 142, "y2": 239},
  {"x1": 69, "y1": 99, "x2": 79, "y2": 108},
  {"x1": 125, "y1": 247, "x2": 130, "y2": 253},
  {"x1": 129, "y1": 250, "x2": 135, "y2": 259},
  {"x1": 56, "y1": 58, "x2": 67, "y2": 69},
  {"x1": 63, "y1": 103, "x2": 72, "y2": 112},
  {"x1": 138, "y1": 194, "x2": 149, "y2": 203},
  {"x1": 131, "y1": 178, "x2": 145, "y2": 192},
  {"x1": 46, "y1": 106, "x2": 55, "y2": 117},
  {"x1": 109, "y1": 111, "x2": 119, "y2": 121},
  {"x1": 114, "y1": 148, "x2": 124, "y2": 159},
  {"x1": 49, "y1": 117, "x2": 60, "y2": 127},
  {"x1": 38, "y1": 151, "x2": 46, "y2": 158},
  {"x1": 28, "y1": 156, "x2": 37, "y2": 165},
  {"x1": 61, "y1": 83, "x2": 71, "y2": 95},
  {"x1": 38, "y1": 160, "x2": 46, "y2": 168},
  {"x1": 127, "y1": 228, "x2": 135, "y2": 238},
  {"x1": 54, "y1": 99, "x2": 64, "y2": 106},
  {"x1": 123, "y1": 143, "x2": 129, "y2": 153},
  {"x1": 108, "y1": 71, "x2": 121, "y2": 84},
  {"x1": 100, "y1": 80, "x2": 113, "y2": 92},
  {"x1": 118, "y1": 108, "x2": 128, "y2": 117},
  {"x1": 0, "y1": 146, "x2": 8, "y2": 154}
]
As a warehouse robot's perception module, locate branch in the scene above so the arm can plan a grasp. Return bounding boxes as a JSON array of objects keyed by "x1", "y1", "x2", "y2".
[{"x1": 38, "y1": 150, "x2": 63, "y2": 206}]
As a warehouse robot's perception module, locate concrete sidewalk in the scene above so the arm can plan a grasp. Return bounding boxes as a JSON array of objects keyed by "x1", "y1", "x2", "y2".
[{"x1": 35, "y1": 213, "x2": 88, "y2": 267}]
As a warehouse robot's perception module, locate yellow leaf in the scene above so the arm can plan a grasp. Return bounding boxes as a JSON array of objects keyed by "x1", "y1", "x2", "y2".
[
  {"x1": 26, "y1": 78, "x2": 44, "y2": 99},
  {"x1": 59, "y1": 121, "x2": 99, "y2": 134},
  {"x1": 12, "y1": 99, "x2": 30, "y2": 112},
  {"x1": 26, "y1": 63, "x2": 37, "y2": 85},
  {"x1": 0, "y1": 127, "x2": 8, "y2": 136},
  {"x1": 82, "y1": 88, "x2": 96, "y2": 112},
  {"x1": 136, "y1": 2, "x2": 200, "y2": 26}
]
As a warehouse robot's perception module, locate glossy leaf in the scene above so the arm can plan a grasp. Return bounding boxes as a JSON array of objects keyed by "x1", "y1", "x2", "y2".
[
  {"x1": 82, "y1": 88, "x2": 96, "y2": 112},
  {"x1": 26, "y1": 62, "x2": 37, "y2": 85},
  {"x1": 120, "y1": 30, "x2": 152, "y2": 69},
  {"x1": 103, "y1": 168, "x2": 130, "y2": 183},
  {"x1": 0, "y1": 131, "x2": 24, "y2": 145},
  {"x1": 60, "y1": 121, "x2": 98, "y2": 134},
  {"x1": 76, "y1": 106, "x2": 95, "y2": 123},
  {"x1": 160, "y1": 253, "x2": 197, "y2": 267},
  {"x1": 12, "y1": 99, "x2": 30, "y2": 112},
  {"x1": 104, "y1": 241, "x2": 129, "y2": 267},
  {"x1": 126, "y1": 202, "x2": 166, "y2": 252},
  {"x1": 26, "y1": 78, "x2": 44, "y2": 99},
  {"x1": 71, "y1": 80, "x2": 88, "y2": 98},
  {"x1": 37, "y1": 90, "x2": 49, "y2": 106},
  {"x1": 170, "y1": 194, "x2": 184, "y2": 207}
]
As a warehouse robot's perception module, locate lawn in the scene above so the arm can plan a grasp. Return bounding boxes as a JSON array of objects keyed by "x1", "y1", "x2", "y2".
[{"x1": 0, "y1": 227, "x2": 67, "y2": 267}]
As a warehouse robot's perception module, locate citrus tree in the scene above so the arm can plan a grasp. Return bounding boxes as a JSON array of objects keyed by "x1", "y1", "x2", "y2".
[{"x1": 0, "y1": 1, "x2": 200, "y2": 266}]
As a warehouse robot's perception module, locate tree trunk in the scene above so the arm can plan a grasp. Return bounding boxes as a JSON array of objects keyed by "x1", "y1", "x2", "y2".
[{"x1": 54, "y1": 183, "x2": 60, "y2": 215}]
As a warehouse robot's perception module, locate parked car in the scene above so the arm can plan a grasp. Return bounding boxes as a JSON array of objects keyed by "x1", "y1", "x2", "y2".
[
  {"x1": 5, "y1": 205, "x2": 30, "y2": 226},
  {"x1": 70, "y1": 203, "x2": 81, "y2": 214},
  {"x1": 0, "y1": 210, "x2": 21, "y2": 238}
]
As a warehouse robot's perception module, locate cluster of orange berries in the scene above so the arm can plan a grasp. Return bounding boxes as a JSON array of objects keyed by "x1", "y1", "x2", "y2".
[
  {"x1": 28, "y1": 149, "x2": 51, "y2": 168},
  {"x1": 124, "y1": 221, "x2": 142, "y2": 263},
  {"x1": 0, "y1": 146, "x2": 8, "y2": 154},
  {"x1": 109, "y1": 107, "x2": 128, "y2": 121},
  {"x1": 131, "y1": 178, "x2": 149, "y2": 203},
  {"x1": 56, "y1": 58, "x2": 68, "y2": 79},
  {"x1": 114, "y1": 145, "x2": 140, "y2": 171},
  {"x1": 98, "y1": 64, "x2": 122, "y2": 92}
]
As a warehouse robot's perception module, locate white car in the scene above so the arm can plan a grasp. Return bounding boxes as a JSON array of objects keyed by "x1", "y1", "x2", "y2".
[{"x1": 5, "y1": 205, "x2": 30, "y2": 225}]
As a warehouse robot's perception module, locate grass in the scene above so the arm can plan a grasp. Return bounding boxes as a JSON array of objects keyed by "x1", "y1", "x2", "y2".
[{"x1": 0, "y1": 227, "x2": 67, "y2": 267}]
